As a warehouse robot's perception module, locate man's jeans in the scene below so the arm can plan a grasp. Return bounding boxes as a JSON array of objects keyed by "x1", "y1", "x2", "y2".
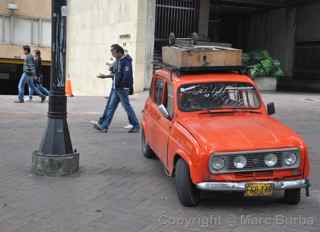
[
  {"x1": 100, "y1": 89, "x2": 140, "y2": 130},
  {"x1": 18, "y1": 73, "x2": 45, "y2": 100},
  {"x1": 98, "y1": 90, "x2": 113, "y2": 125},
  {"x1": 33, "y1": 82, "x2": 50, "y2": 96}
]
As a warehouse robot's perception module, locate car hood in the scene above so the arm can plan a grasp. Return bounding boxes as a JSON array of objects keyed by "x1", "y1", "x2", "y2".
[{"x1": 178, "y1": 114, "x2": 303, "y2": 152}]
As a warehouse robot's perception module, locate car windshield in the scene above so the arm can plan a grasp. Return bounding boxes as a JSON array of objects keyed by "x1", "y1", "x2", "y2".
[{"x1": 178, "y1": 82, "x2": 261, "y2": 112}]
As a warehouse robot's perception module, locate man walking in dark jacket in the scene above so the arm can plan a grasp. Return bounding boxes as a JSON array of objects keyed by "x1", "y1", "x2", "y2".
[{"x1": 94, "y1": 44, "x2": 140, "y2": 133}]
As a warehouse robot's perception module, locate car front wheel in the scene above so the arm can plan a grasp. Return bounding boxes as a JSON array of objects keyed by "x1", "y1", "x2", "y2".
[
  {"x1": 141, "y1": 128, "x2": 156, "y2": 159},
  {"x1": 284, "y1": 189, "x2": 301, "y2": 205},
  {"x1": 175, "y1": 159, "x2": 200, "y2": 207}
]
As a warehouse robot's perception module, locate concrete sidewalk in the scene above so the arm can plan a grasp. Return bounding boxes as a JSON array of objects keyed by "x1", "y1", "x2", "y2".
[{"x1": 0, "y1": 92, "x2": 319, "y2": 232}]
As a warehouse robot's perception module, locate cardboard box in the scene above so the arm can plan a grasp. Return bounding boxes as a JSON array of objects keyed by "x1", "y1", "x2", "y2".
[{"x1": 162, "y1": 46, "x2": 242, "y2": 68}]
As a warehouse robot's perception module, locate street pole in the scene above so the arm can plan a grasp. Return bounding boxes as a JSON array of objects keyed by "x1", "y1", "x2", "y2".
[{"x1": 32, "y1": 0, "x2": 79, "y2": 176}]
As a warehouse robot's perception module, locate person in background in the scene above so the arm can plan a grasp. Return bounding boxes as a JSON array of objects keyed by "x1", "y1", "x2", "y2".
[
  {"x1": 94, "y1": 44, "x2": 140, "y2": 133},
  {"x1": 33, "y1": 50, "x2": 49, "y2": 97},
  {"x1": 15, "y1": 45, "x2": 46, "y2": 103}
]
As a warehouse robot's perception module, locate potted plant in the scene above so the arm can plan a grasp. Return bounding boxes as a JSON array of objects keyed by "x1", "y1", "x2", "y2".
[{"x1": 243, "y1": 50, "x2": 284, "y2": 91}]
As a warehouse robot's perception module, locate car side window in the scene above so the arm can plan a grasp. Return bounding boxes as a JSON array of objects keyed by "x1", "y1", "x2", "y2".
[
  {"x1": 166, "y1": 83, "x2": 174, "y2": 118},
  {"x1": 155, "y1": 79, "x2": 164, "y2": 106},
  {"x1": 150, "y1": 77, "x2": 156, "y2": 98},
  {"x1": 149, "y1": 80, "x2": 153, "y2": 97}
]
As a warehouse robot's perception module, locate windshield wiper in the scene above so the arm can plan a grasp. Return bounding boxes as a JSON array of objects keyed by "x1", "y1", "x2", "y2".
[{"x1": 200, "y1": 108, "x2": 261, "y2": 115}]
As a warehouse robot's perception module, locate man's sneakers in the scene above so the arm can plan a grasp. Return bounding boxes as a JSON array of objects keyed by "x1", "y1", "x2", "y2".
[
  {"x1": 15, "y1": 97, "x2": 46, "y2": 103},
  {"x1": 14, "y1": 99, "x2": 24, "y2": 103},
  {"x1": 124, "y1": 124, "x2": 133, "y2": 129},
  {"x1": 91, "y1": 120, "x2": 139, "y2": 133},
  {"x1": 128, "y1": 127, "x2": 140, "y2": 133},
  {"x1": 89, "y1": 120, "x2": 98, "y2": 126},
  {"x1": 93, "y1": 123, "x2": 108, "y2": 133},
  {"x1": 41, "y1": 96, "x2": 46, "y2": 103}
]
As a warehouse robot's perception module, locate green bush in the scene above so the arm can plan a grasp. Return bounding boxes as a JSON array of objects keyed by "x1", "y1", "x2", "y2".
[{"x1": 243, "y1": 50, "x2": 284, "y2": 78}]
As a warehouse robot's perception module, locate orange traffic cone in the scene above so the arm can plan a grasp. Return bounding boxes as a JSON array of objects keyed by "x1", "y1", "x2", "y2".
[{"x1": 65, "y1": 78, "x2": 74, "y2": 97}]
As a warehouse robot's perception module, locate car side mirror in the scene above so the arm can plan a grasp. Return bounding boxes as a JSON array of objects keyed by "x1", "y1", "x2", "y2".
[
  {"x1": 267, "y1": 102, "x2": 276, "y2": 115},
  {"x1": 158, "y1": 104, "x2": 170, "y2": 119}
]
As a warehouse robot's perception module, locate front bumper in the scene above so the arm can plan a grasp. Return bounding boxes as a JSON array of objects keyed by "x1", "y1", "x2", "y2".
[{"x1": 196, "y1": 179, "x2": 309, "y2": 192}]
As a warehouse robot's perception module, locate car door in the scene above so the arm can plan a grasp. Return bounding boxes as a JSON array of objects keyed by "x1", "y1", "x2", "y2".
[
  {"x1": 151, "y1": 79, "x2": 173, "y2": 165},
  {"x1": 146, "y1": 76, "x2": 165, "y2": 157},
  {"x1": 158, "y1": 82, "x2": 174, "y2": 166},
  {"x1": 142, "y1": 77, "x2": 156, "y2": 148}
]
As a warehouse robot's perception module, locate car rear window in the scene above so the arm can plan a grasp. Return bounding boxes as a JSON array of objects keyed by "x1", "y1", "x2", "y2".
[{"x1": 178, "y1": 82, "x2": 261, "y2": 112}]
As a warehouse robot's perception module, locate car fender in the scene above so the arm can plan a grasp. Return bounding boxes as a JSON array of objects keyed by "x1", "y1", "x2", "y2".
[
  {"x1": 141, "y1": 119, "x2": 146, "y2": 135},
  {"x1": 141, "y1": 105, "x2": 151, "y2": 142},
  {"x1": 168, "y1": 122, "x2": 203, "y2": 183}
]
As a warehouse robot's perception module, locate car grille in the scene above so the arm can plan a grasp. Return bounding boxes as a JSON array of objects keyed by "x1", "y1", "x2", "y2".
[
  {"x1": 227, "y1": 152, "x2": 283, "y2": 171},
  {"x1": 211, "y1": 148, "x2": 300, "y2": 174}
]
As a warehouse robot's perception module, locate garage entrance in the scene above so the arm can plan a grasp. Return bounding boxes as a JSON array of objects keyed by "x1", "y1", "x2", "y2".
[{"x1": 208, "y1": 0, "x2": 320, "y2": 91}]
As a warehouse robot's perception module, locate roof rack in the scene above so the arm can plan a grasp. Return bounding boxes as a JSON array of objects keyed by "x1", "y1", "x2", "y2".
[{"x1": 158, "y1": 63, "x2": 249, "y2": 76}]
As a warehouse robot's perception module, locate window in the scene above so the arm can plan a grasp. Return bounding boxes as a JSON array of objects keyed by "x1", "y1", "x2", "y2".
[
  {"x1": 31, "y1": 19, "x2": 39, "y2": 45},
  {"x1": 150, "y1": 77, "x2": 156, "y2": 97},
  {"x1": 41, "y1": 20, "x2": 51, "y2": 47},
  {"x1": 155, "y1": 79, "x2": 164, "y2": 105},
  {"x1": 0, "y1": 16, "x2": 10, "y2": 43},
  {"x1": 14, "y1": 18, "x2": 32, "y2": 45},
  {"x1": 0, "y1": 16, "x2": 51, "y2": 47},
  {"x1": 178, "y1": 82, "x2": 261, "y2": 112},
  {"x1": 166, "y1": 84, "x2": 174, "y2": 118}
]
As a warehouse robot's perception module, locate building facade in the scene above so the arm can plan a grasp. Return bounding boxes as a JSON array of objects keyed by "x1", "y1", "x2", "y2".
[
  {"x1": 0, "y1": 0, "x2": 319, "y2": 95},
  {"x1": 0, "y1": 0, "x2": 51, "y2": 94}
]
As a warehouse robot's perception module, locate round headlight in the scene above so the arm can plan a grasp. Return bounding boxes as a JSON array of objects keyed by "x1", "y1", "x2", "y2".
[
  {"x1": 233, "y1": 156, "x2": 247, "y2": 169},
  {"x1": 264, "y1": 153, "x2": 278, "y2": 167},
  {"x1": 211, "y1": 156, "x2": 225, "y2": 171},
  {"x1": 283, "y1": 152, "x2": 297, "y2": 166}
]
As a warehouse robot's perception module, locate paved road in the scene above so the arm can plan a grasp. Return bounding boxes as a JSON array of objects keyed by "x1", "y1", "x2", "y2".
[{"x1": 0, "y1": 92, "x2": 319, "y2": 232}]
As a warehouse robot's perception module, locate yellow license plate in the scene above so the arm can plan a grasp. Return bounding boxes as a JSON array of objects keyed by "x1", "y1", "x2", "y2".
[{"x1": 245, "y1": 183, "x2": 273, "y2": 197}]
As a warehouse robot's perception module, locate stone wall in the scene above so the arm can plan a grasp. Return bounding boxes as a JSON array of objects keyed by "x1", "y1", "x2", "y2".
[
  {"x1": 135, "y1": 0, "x2": 156, "y2": 89},
  {"x1": 67, "y1": 0, "x2": 155, "y2": 96}
]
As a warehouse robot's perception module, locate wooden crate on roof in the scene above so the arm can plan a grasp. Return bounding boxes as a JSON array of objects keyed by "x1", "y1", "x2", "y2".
[{"x1": 162, "y1": 46, "x2": 242, "y2": 68}]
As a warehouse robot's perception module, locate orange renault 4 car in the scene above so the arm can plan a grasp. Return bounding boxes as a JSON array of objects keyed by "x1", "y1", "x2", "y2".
[{"x1": 141, "y1": 66, "x2": 310, "y2": 207}]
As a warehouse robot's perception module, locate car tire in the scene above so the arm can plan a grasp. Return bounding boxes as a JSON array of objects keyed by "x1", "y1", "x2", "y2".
[
  {"x1": 175, "y1": 159, "x2": 200, "y2": 207},
  {"x1": 141, "y1": 128, "x2": 156, "y2": 159},
  {"x1": 284, "y1": 189, "x2": 301, "y2": 205}
]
